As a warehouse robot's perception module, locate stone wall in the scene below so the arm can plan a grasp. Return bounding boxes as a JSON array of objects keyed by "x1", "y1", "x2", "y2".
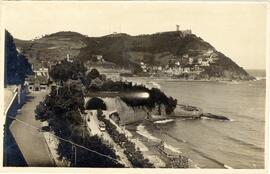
[{"x1": 102, "y1": 97, "x2": 148, "y2": 125}]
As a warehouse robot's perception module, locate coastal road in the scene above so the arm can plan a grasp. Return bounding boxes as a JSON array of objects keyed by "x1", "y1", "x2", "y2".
[
  {"x1": 85, "y1": 110, "x2": 132, "y2": 167},
  {"x1": 9, "y1": 91, "x2": 56, "y2": 167}
]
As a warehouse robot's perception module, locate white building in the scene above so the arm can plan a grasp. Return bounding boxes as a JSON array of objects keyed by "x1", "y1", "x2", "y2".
[
  {"x1": 182, "y1": 54, "x2": 189, "y2": 59},
  {"x1": 34, "y1": 67, "x2": 49, "y2": 79},
  {"x1": 92, "y1": 55, "x2": 104, "y2": 62},
  {"x1": 183, "y1": 67, "x2": 191, "y2": 73},
  {"x1": 198, "y1": 58, "x2": 203, "y2": 64},
  {"x1": 66, "y1": 54, "x2": 73, "y2": 63},
  {"x1": 201, "y1": 60, "x2": 210, "y2": 66},
  {"x1": 189, "y1": 57, "x2": 193, "y2": 64}
]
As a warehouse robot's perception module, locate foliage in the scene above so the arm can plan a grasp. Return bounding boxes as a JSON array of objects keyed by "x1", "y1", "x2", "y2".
[
  {"x1": 35, "y1": 84, "x2": 123, "y2": 167},
  {"x1": 86, "y1": 79, "x2": 177, "y2": 114},
  {"x1": 49, "y1": 60, "x2": 87, "y2": 82},
  {"x1": 88, "y1": 68, "x2": 100, "y2": 79}
]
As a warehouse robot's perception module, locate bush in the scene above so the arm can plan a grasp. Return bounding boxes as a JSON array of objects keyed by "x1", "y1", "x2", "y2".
[{"x1": 99, "y1": 116, "x2": 154, "y2": 168}]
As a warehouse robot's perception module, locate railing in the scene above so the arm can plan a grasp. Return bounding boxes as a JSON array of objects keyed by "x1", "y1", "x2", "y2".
[{"x1": 4, "y1": 87, "x2": 18, "y2": 116}]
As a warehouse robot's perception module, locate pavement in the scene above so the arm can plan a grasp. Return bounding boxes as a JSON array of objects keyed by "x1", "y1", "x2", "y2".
[{"x1": 9, "y1": 91, "x2": 56, "y2": 167}]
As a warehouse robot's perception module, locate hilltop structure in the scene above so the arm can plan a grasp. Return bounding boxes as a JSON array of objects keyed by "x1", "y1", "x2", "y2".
[{"x1": 14, "y1": 29, "x2": 254, "y2": 81}]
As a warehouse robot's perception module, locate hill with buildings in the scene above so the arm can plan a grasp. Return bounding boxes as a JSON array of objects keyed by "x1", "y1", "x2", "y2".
[{"x1": 14, "y1": 29, "x2": 254, "y2": 81}]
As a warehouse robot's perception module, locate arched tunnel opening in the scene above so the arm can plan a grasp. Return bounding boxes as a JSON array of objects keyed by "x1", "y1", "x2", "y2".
[{"x1": 85, "y1": 97, "x2": 107, "y2": 110}]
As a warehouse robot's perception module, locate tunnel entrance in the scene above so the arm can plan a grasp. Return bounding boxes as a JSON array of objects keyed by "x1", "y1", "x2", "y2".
[{"x1": 85, "y1": 97, "x2": 107, "y2": 110}]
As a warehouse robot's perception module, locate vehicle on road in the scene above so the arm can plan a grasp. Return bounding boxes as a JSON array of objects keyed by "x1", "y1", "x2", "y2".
[{"x1": 99, "y1": 121, "x2": 106, "y2": 132}]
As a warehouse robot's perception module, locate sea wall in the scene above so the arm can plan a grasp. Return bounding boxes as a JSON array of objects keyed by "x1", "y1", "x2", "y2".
[
  {"x1": 102, "y1": 97, "x2": 148, "y2": 125},
  {"x1": 4, "y1": 86, "x2": 19, "y2": 117}
]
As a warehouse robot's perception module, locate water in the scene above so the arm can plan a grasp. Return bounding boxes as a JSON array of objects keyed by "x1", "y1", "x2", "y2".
[{"x1": 128, "y1": 69, "x2": 266, "y2": 168}]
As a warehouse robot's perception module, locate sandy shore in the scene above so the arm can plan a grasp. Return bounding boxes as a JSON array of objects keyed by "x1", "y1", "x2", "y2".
[{"x1": 125, "y1": 123, "x2": 194, "y2": 168}]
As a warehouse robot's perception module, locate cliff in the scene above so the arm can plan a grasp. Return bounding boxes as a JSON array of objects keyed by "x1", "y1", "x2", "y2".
[
  {"x1": 14, "y1": 30, "x2": 254, "y2": 80},
  {"x1": 5, "y1": 30, "x2": 33, "y2": 85}
]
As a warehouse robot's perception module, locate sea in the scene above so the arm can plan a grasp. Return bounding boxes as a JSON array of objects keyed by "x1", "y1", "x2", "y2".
[{"x1": 127, "y1": 69, "x2": 266, "y2": 169}]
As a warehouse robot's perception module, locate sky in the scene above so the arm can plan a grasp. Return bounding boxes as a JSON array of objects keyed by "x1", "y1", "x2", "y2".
[{"x1": 1, "y1": 1, "x2": 268, "y2": 69}]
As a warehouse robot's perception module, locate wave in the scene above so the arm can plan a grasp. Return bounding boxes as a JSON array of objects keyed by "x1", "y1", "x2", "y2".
[
  {"x1": 159, "y1": 129, "x2": 234, "y2": 169},
  {"x1": 200, "y1": 116, "x2": 232, "y2": 122},
  {"x1": 224, "y1": 164, "x2": 233, "y2": 169},
  {"x1": 190, "y1": 147, "x2": 232, "y2": 169},
  {"x1": 154, "y1": 119, "x2": 174, "y2": 124},
  {"x1": 219, "y1": 81, "x2": 240, "y2": 85},
  {"x1": 255, "y1": 77, "x2": 266, "y2": 80},
  {"x1": 226, "y1": 137, "x2": 264, "y2": 152},
  {"x1": 147, "y1": 81, "x2": 161, "y2": 89},
  {"x1": 136, "y1": 124, "x2": 182, "y2": 154},
  {"x1": 198, "y1": 119, "x2": 264, "y2": 152},
  {"x1": 199, "y1": 120, "x2": 264, "y2": 152},
  {"x1": 136, "y1": 124, "x2": 160, "y2": 141},
  {"x1": 232, "y1": 114, "x2": 264, "y2": 122},
  {"x1": 139, "y1": 123, "x2": 236, "y2": 168},
  {"x1": 162, "y1": 132, "x2": 187, "y2": 143}
]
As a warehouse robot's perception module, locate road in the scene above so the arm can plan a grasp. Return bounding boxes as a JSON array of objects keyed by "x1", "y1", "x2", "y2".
[
  {"x1": 9, "y1": 91, "x2": 56, "y2": 167},
  {"x1": 85, "y1": 110, "x2": 132, "y2": 167}
]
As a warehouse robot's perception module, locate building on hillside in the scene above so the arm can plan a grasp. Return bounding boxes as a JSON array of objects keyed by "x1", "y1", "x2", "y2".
[
  {"x1": 176, "y1": 25, "x2": 180, "y2": 31},
  {"x1": 203, "y1": 49, "x2": 214, "y2": 57},
  {"x1": 201, "y1": 60, "x2": 210, "y2": 66},
  {"x1": 33, "y1": 67, "x2": 49, "y2": 79},
  {"x1": 194, "y1": 65, "x2": 203, "y2": 71},
  {"x1": 183, "y1": 66, "x2": 191, "y2": 73},
  {"x1": 25, "y1": 76, "x2": 48, "y2": 92},
  {"x1": 157, "y1": 66, "x2": 163, "y2": 71},
  {"x1": 188, "y1": 57, "x2": 193, "y2": 64},
  {"x1": 97, "y1": 68, "x2": 120, "y2": 81},
  {"x1": 193, "y1": 65, "x2": 204, "y2": 74},
  {"x1": 206, "y1": 54, "x2": 219, "y2": 64},
  {"x1": 182, "y1": 54, "x2": 189, "y2": 59},
  {"x1": 197, "y1": 58, "x2": 203, "y2": 65},
  {"x1": 66, "y1": 54, "x2": 73, "y2": 63},
  {"x1": 92, "y1": 55, "x2": 104, "y2": 62},
  {"x1": 182, "y1": 30, "x2": 192, "y2": 37}
]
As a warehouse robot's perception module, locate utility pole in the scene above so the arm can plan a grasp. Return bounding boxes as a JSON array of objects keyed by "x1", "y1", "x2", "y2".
[
  {"x1": 56, "y1": 84, "x2": 59, "y2": 96},
  {"x1": 72, "y1": 145, "x2": 77, "y2": 166},
  {"x1": 74, "y1": 146, "x2": 77, "y2": 166}
]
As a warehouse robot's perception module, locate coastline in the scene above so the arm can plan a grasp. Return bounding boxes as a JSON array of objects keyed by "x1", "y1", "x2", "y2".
[
  {"x1": 122, "y1": 75, "x2": 262, "y2": 83},
  {"x1": 125, "y1": 122, "x2": 195, "y2": 168}
]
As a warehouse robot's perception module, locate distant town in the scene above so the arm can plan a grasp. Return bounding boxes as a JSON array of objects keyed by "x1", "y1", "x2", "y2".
[{"x1": 140, "y1": 50, "x2": 219, "y2": 77}]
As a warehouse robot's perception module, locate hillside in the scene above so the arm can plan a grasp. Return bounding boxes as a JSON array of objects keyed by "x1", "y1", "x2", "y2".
[
  {"x1": 15, "y1": 31, "x2": 87, "y2": 64},
  {"x1": 14, "y1": 30, "x2": 254, "y2": 80}
]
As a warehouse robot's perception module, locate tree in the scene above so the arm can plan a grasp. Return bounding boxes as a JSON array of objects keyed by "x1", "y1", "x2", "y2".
[
  {"x1": 35, "y1": 84, "x2": 123, "y2": 168},
  {"x1": 88, "y1": 68, "x2": 100, "y2": 79},
  {"x1": 49, "y1": 60, "x2": 87, "y2": 82},
  {"x1": 97, "y1": 109, "x2": 104, "y2": 119}
]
